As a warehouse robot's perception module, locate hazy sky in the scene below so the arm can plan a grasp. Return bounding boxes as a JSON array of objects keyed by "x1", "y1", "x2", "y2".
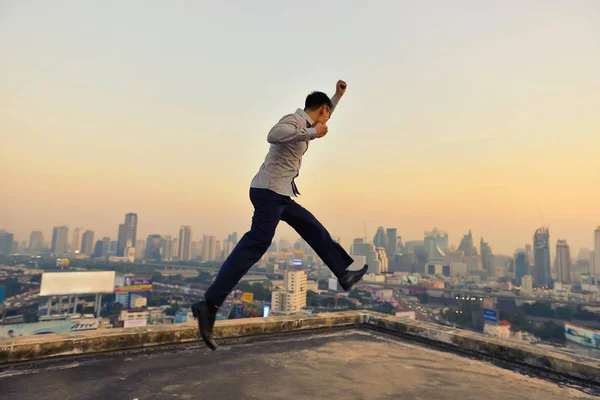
[{"x1": 1, "y1": 1, "x2": 599, "y2": 255}]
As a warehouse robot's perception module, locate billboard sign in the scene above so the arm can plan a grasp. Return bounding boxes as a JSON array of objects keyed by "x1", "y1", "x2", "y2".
[
  {"x1": 123, "y1": 319, "x2": 147, "y2": 328},
  {"x1": 409, "y1": 287, "x2": 426, "y2": 296},
  {"x1": 565, "y1": 323, "x2": 600, "y2": 349},
  {"x1": 40, "y1": 271, "x2": 116, "y2": 296},
  {"x1": 263, "y1": 305, "x2": 270, "y2": 318},
  {"x1": 114, "y1": 276, "x2": 153, "y2": 293},
  {"x1": 0, "y1": 318, "x2": 100, "y2": 338},
  {"x1": 483, "y1": 308, "x2": 498, "y2": 324},
  {"x1": 242, "y1": 292, "x2": 254, "y2": 303}
]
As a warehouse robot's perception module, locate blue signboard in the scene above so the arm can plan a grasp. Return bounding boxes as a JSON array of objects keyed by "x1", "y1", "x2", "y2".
[
  {"x1": 483, "y1": 308, "x2": 498, "y2": 324},
  {"x1": 0, "y1": 286, "x2": 4, "y2": 302}
]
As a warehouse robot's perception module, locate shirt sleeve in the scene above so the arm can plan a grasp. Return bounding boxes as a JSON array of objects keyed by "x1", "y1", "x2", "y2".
[{"x1": 267, "y1": 115, "x2": 317, "y2": 144}]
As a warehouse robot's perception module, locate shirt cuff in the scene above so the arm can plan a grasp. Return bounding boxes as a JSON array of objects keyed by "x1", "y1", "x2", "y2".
[{"x1": 307, "y1": 127, "x2": 318, "y2": 140}]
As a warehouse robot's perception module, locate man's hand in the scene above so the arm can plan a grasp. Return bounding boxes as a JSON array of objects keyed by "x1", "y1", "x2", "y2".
[
  {"x1": 315, "y1": 123, "x2": 328, "y2": 138},
  {"x1": 335, "y1": 79, "x2": 347, "y2": 98}
]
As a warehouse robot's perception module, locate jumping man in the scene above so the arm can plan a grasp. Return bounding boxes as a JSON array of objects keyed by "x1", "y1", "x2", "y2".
[{"x1": 192, "y1": 80, "x2": 368, "y2": 350}]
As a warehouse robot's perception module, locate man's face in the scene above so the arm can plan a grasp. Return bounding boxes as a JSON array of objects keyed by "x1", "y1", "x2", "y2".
[{"x1": 315, "y1": 105, "x2": 330, "y2": 124}]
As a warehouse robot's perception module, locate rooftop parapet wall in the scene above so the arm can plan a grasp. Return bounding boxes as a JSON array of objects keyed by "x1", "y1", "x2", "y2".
[{"x1": 1, "y1": 311, "x2": 599, "y2": 385}]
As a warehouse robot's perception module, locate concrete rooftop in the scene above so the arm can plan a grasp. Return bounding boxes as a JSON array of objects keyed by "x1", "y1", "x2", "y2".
[
  {"x1": 1, "y1": 329, "x2": 598, "y2": 400},
  {"x1": 1, "y1": 311, "x2": 599, "y2": 399}
]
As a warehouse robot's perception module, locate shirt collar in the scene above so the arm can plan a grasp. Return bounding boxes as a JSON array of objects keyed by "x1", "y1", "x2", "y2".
[{"x1": 295, "y1": 108, "x2": 313, "y2": 127}]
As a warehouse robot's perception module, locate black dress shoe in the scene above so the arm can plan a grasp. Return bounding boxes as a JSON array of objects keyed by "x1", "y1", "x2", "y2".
[
  {"x1": 191, "y1": 301, "x2": 218, "y2": 351},
  {"x1": 339, "y1": 265, "x2": 369, "y2": 291}
]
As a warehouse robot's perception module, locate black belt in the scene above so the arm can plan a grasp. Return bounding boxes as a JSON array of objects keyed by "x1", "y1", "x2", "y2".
[{"x1": 291, "y1": 180, "x2": 300, "y2": 196}]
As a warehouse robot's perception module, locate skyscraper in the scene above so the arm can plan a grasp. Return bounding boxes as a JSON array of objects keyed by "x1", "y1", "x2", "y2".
[
  {"x1": 102, "y1": 237, "x2": 110, "y2": 257},
  {"x1": 480, "y1": 238, "x2": 494, "y2": 277},
  {"x1": 385, "y1": 228, "x2": 397, "y2": 257},
  {"x1": 533, "y1": 228, "x2": 551, "y2": 288},
  {"x1": 425, "y1": 227, "x2": 449, "y2": 252},
  {"x1": 594, "y1": 226, "x2": 600, "y2": 278},
  {"x1": 145, "y1": 234, "x2": 162, "y2": 261},
  {"x1": 555, "y1": 239, "x2": 572, "y2": 284},
  {"x1": 178, "y1": 226, "x2": 192, "y2": 261},
  {"x1": 515, "y1": 251, "x2": 529, "y2": 286},
  {"x1": 29, "y1": 231, "x2": 44, "y2": 252},
  {"x1": 117, "y1": 213, "x2": 138, "y2": 256},
  {"x1": 51, "y1": 226, "x2": 69, "y2": 256},
  {"x1": 162, "y1": 235, "x2": 173, "y2": 262},
  {"x1": 215, "y1": 240, "x2": 222, "y2": 261},
  {"x1": 458, "y1": 230, "x2": 474, "y2": 256},
  {"x1": 373, "y1": 226, "x2": 387, "y2": 249},
  {"x1": 0, "y1": 230, "x2": 14, "y2": 255},
  {"x1": 93, "y1": 240, "x2": 104, "y2": 258},
  {"x1": 81, "y1": 230, "x2": 95, "y2": 256},
  {"x1": 72, "y1": 227, "x2": 82, "y2": 254},
  {"x1": 201, "y1": 235, "x2": 217, "y2": 261}
]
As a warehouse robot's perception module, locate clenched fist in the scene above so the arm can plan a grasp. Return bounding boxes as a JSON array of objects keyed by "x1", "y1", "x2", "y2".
[
  {"x1": 335, "y1": 80, "x2": 347, "y2": 98},
  {"x1": 315, "y1": 123, "x2": 328, "y2": 138}
]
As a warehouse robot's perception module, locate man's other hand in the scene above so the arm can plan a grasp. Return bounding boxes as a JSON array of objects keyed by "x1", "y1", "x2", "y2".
[
  {"x1": 335, "y1": 80, "x2": 347, "y2": 98},
  {"x1": 315, "y1": 123, "x2": 328, "y2": 138}
]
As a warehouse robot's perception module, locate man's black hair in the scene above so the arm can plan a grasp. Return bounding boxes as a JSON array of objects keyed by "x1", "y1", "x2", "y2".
[{"x1": 304, "y1": 91, "x2": 332, "y2": 111}]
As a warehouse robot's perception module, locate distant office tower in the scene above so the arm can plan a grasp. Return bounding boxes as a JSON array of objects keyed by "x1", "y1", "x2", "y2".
[
  {"x1": 145, "y1": 235, "x2": 162, "y2": 261},
  {"x1": 0, "y1": 230, "x2": 14, "y2": 255},
  {"x1": 191, "y1": 241, "x2": 201, "y2": 260},
  {"x1": 271, "y1": 269, "x2": 307, "y2": 313},
  {"x1": 171, "y1": 238, "x2": 178, "y2": 258},
  {"x1": 93, "y1": 240, "x2": 104, "y2": 258},
  {"x1": 555, "y1": 239, "x2": 572, "y2": 284},
  {"x1": 222, "y1": 232, "x2": 239, "y2": 259},
  {"x1": 386, "y1": 228, "x2": 397, "y2": 256},
  {"x1": 102, "y1": 237, "x2": 110, "y2": 257},
  {"x1": 480, "y1": 238, "x2": 495, "y2": 277},
  {"x1": 594, "y1": 226, "x2": 600, "y2": 278},
  {"x1": 116, "y1": 213, "x2": 138, "y2": 256},
  {"x1": 201, "y1": 235, "x2": 217, "y2": 261},
  {"x1": 51, "y1": 226, "x2": 69, "y2": 256},
  {"x1": 109, "y1": 240, "x2": 118, "y2": 253},
  {"x1": 525, "y1": 244, "x2": 534, "y2": 269},
  {"x1": 267, "y1": 241, "x2": 277, "y2": 253},
  {"x1": 533, "y1": 228, "x2": 551, "y2": 287},
  {"x1": 278, "y1": 239, "x2": 292, "y2": 252},
  {"x1": 72, "y1": 227, "x2": 82, "y2": 254},
  {"x1": 215, "y1": 240, "x2": 222, "y2": 261},
  {"x1": 29, "y1": 230, "x2": 44, "y2": 252},
  {"x1": 424, "y1": 235, "x2": 445, "y2": 265},
  {"x1": 135, "y1": 240, "x2": 146, "y2": 260},
  {"x1": 458, "y1": 230, "x2": 474, "y2": 256},
  {"x1": 162, "y1": 235, "x2": 173, "y2": 262},
  {"x1": 521, "y1": 275, "x2": 533, "y2": 294},
  {"x1": 178, "y1": 226, "x2": 192, "y2": 261},
  {"x1": 515, "y1": 251, "x2": 529, "y2": 286},
  {"x1": 373, "y1": 226, "x2": 387, "y2": 249},
  {"x1": 81, "y1": 230, "x2": 95, "y2": 256},
  {"x1": 425, "y1": 227, "x2": 449, "y2": 252},
  {"x1": 352, "y1": 238, "x2": 387, "y2": 274}
]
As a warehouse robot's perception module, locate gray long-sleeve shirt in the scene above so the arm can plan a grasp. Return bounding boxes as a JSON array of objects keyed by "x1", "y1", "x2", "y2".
[{"x1": 250, "y1": 95, "x2": 340, "y2": 197}]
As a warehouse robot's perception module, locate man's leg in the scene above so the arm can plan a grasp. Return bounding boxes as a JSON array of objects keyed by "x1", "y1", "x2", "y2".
[
  {"x1": 205, "y1": 189, "x2": 283, "y2": 308},
  {"x1": 281, "y1": 200, "x2": 354, "y2": 279},
  {"x1": 194, "y1": 189, "x2": 283, "y2": 350}
]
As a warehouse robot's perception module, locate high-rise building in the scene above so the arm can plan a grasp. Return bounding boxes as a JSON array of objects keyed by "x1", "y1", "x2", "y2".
[
  {"x1": 101, "y1": 237, "x2": 110, "y2": 257},
  {"x1": 385, "y1": 228, "x2": 397, "y2": 256},
  {"x1": 29, "y1": 231, "x2": 44, "y2": 252},
  {"x1": 51, "y1": 226, "x2": 69, "y2": 256},
  {"x1": 515, "y1": 251, "x2": 529, "y2": 286},
  {"x1": 521, "y1": 275, "x2": 533, "y2": 294},
  {"x1": 555, "y1": 239, "x2": 572, "y2": 284},
  {"x1": 72, "y1": 227, "x2": 82, "y2": 254},
  {"x1": 425, "y1": 227, "x2": 449, "y2": 252},
  {"x1": 215, "y1": 240, "x2": 222, "y2": 261},
  {"x1": 458, "y1": 230, "x2": 474, "y2": 256},
  {"x1": 162, "y1": 235, "x2": 173, "y2": 262},
  {"x1": 81, "y1": 230, "x2": 95, "y2": 256},
  {"x1": 178, "y1": 226, "x2": 192, "y2": 261},
  {"x1": 525, "y1": 244, "x2": 534, "y2": 269},
  {"x1": 146, "y1": 234, "x2": 162, "y2": 261},
  {"x1": 116, "y1": 213, "x2": 138, "y2": 257},
  {"x1": 191, "y1": 241, "x2": 201, "y2": 260},
  {"x1": 201, "y1": 235, "x2": 216, "y2": 262},
  {"x1": 480, "y1": 238, "x2": 494, "y2": 277},
  {"x1": 135, "y1": 240, "x2": 146, "y2": 260},
  {"x1": 352, "y1": 239, "x2": 386, "y2": 274},
  {"x1": 424, "y1": 235, "x2": 445, "y2": 265},
  {"x1": 0, "y1": 230, "x2": 14, "y2": 255},
  {"x1": 93, "y1": 240, "x2": 104, "y2": 258},
  {"x1": 533, "y1": 228, "x2": 551, "y2": 288},
  {"x1": 594, "y1": 226, "x2": 600, "y2": 278},
  {"x1": 271, "y1": 269, "x2": 307, "y2": 313},
  {"x1": 373, "y1": 226, "x2": 387, "y2": 249}
]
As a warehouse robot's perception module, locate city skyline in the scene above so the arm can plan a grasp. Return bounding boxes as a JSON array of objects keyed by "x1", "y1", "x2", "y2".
[{"x1": 2, "y1": 2, "x2": 599, "y2": 255}]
